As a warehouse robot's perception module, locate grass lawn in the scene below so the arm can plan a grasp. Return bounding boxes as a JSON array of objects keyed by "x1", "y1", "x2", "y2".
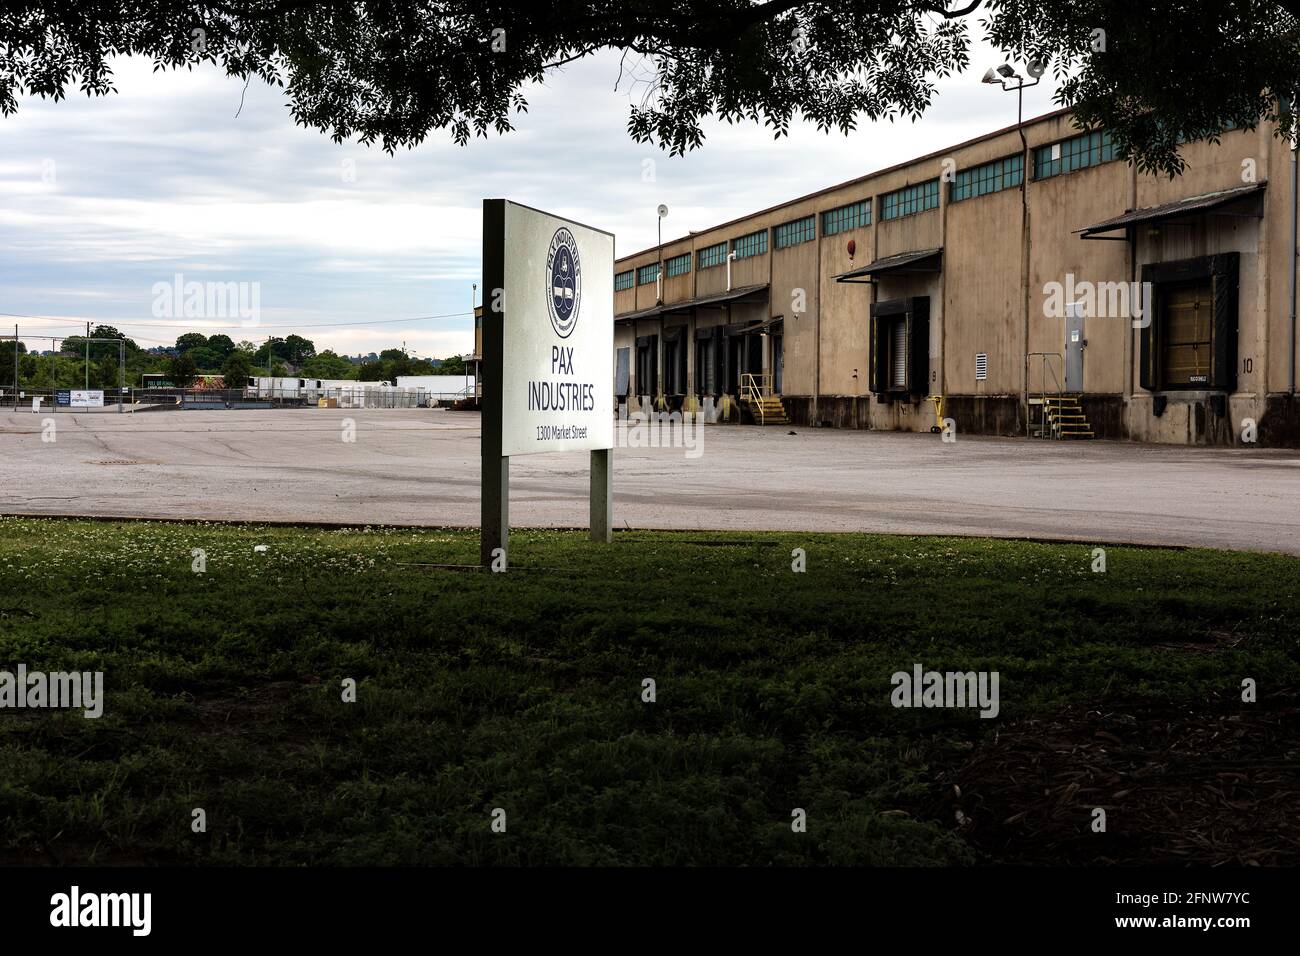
[{"x1": 0, "y1": 516, "x2": 1297, "y2": 866}]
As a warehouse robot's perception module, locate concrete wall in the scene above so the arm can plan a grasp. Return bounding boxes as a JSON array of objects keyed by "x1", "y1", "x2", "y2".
[{"x1": 612, "y1": 109, "x2": 1300, "y2": 445}]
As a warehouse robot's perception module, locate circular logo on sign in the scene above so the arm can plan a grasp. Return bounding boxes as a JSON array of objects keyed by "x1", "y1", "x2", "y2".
[{"x1": 546, "y1": 227, "x2": 581, "y2": 338}]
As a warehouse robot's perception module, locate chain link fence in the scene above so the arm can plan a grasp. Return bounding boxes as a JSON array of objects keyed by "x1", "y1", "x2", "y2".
[{"x1": 3, "y1": 384, "x2": 484, "y2": 411}]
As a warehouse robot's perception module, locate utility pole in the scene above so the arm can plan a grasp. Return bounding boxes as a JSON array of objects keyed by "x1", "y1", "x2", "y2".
[{"x1": 983, "y1": 63, "x2": 1041, "y2": 436}]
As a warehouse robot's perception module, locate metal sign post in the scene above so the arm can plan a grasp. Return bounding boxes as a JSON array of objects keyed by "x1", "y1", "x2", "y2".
[
  {"x1": 480, "y1": 199, "x2": 615, "y2": 568},
  {"x1": 480, "y1": 201, "x2": 508, "y2": 567}
]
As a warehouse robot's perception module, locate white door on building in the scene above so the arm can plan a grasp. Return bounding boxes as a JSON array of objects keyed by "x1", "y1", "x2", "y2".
[{"x1": 1065, "y1": 301, "x2": 1085, "y2": 392}]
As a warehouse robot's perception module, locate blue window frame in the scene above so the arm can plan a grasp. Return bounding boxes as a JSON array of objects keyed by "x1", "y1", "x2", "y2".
[
  {"x1": 1033, "y1": 130, "x2": 1116, "y2": 180},
  {"x1": 774, "y1": 215, "x2": 815, "y2": 249},
  {"x1": 665, "y1": 252, "x2": 691, "y2": 278},
  {"x1": 951, "y1": 154, "x2": 1024, "y2": 202},
  {"x1": 697, "y1": 242, "x2": 727, "y2": 270},
  {"x1": 636, "y1": 263, "x2": 660, "y2": 286},
  {"x1": 614, "y1": 270, "x2": 634, "y2": 292},
  {"x1": 731, "y1": 229, "x2": 768, "y2": 260},
  {"x1": 881, "y1": 180, "x2": 940, "y2": 221},
  {"x1": 822, "y1": 200, "x2": 871, "y2": 236}
]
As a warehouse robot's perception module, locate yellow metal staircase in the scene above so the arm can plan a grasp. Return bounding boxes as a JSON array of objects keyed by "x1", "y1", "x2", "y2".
[
  {"x1": 1043, "y1": 395, "x2": 1094, "y2": 440},
  {"x1": 739, "y1": 373, "x2": 789, "y2": 425}
]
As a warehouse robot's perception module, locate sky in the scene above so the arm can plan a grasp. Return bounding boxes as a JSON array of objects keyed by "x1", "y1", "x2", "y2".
[{"x1": 0, "y1": 30, "x2": 1061, "y2": 361}]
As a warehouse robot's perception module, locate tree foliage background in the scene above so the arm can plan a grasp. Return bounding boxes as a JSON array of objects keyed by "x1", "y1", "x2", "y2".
[{"x1": 3, "y1": 2, "x2": 1300, "y2": 176}]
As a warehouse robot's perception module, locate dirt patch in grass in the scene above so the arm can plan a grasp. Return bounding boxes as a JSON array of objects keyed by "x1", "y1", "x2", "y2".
[
  {"x1": 933, "y1": 690, "x2": 1300, "y2": 865},
  {"x1": 188, "y1": 680, "x2": 326, "y2": 755},
  {"x1": 192, "y1": 680, "x2": 308, "y2": 735},
  {"x1": 1151, "y1": 629, "x2": 1249, "y2": 654}
]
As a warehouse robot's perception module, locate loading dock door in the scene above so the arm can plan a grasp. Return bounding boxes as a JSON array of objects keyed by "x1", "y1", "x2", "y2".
[
  {"x1": 664, "y1": 331, "x2": 683, "y2": 394},
  {"x1": 1065, "y1": 302, "x2": 1085, "y2": 392},
  {"x1": 615, "y1": 348, "x2": 630, "y2": 398},
  {"x1": 889, "y1": 320, "x2": 908, "y2": 390},
  {"x1": 635, "y1": 335, "x2": 658, "y2": 397},
  {"x1": 695, "y1": 335, "x2": 716, "y2": 395},
  {"x1": 726, "y1": 335, "x2": 743, "y2": 395},
  {"x1": 1138, "y1": 253, "x2": 1239, "y2": 393},
  {"x1": 1161, "y1": 281, "x2": 1213, "y2": 387},
  {"x1": 869, "y1": 296, "x2": 929, "y2": 397},
  {"x1": 773, "y1": 332, "x2": 783, "y2": 393}
]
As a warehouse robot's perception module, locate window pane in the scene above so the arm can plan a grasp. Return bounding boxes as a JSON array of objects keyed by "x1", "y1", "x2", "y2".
[
  {"x1": 822, "y1": 200, "x2": 871, "y2": 236},
  {"x1": 881, "y1": 180, "x2": 939, "y2": 221},
  {"x1": 952, "y1": 154, "x2": 1023, "y2": 202},
  {"x1": 1035, "y1": 130, "x2": 1115, "y2": 180},
  {"x1": 697, "y1": 242, "x2": 726, "y2": 269},
  {"x1": 775, "y1": 215, "x2": 815, "y2": 249},
  {"x1": 731, "y1": 229, "x2": 768, "y2": 259}
]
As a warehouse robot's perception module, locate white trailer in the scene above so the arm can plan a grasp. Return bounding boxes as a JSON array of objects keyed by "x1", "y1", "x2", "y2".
[{"x1": 396, "y1": 375, "x2": 475, "y2": 406}]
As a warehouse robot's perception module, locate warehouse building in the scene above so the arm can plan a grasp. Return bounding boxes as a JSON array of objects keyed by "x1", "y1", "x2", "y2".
[{"x1": 612, "y1": 108, "x2": 1300, "y2": 445}]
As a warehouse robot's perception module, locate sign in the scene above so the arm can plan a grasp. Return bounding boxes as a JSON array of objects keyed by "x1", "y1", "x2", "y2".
[
  {"x1": 71, "y1": 390, "x2": 104, "y2": 408},
  {"x1": 497, "y1": 202, "x2": 614, "y2": 456},
  {"x1": 55, "y1": 390, "x2": 71, "y2": 407},
  {"x1": 481, "y1": 199, "x2": 616, "y2": 567}
]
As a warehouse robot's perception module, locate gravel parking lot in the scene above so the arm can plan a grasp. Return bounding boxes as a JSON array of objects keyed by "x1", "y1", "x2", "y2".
[{"x1": 3, "y1": 406, "x2": 1298, "y2": 554}]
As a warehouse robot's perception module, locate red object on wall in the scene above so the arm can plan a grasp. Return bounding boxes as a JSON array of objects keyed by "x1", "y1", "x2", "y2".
[{"x1": 846, "y1": 239, "x2": 856, "y2": 259}]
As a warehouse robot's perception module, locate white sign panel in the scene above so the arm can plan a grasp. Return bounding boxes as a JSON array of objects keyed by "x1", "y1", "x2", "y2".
[
  {"x1": 499, "y1": 202, "x2": 613, "y2": 457},
  {"x1": 71, "y1": 390, "x2": 104, "y2": 408}
]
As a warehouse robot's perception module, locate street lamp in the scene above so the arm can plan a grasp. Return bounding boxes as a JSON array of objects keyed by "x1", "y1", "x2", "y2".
[
  {"x1": 982, "y1": 63, "x2": 1042, "y2": 129},
  {"x1": 984, "y1": 61, "x2": 1044, "y2": 438}
]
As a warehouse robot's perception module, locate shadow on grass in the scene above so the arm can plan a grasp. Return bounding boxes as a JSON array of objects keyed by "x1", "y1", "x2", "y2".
[{"x1": 0, "y1": 518, "x2": 1296, "y2": 865}]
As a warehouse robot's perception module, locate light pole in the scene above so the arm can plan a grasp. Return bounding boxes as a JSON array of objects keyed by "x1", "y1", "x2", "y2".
[
  {"x1": 981, "y1": 62, "x2": 1042, "y2": 202},
  {"x1": 656, "y1": 204, "x2": 668, "y2": 303},
  {"x1": 982, "y1": 64, "x2": 1040, "y2": 132},
  {"x1": 984, "y1": 63, "x2": 1042, "y2": 437}
]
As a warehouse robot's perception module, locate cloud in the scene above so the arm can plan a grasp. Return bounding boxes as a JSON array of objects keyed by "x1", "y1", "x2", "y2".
[{"x1": 0, "y1": 32, "x2": 1060, "y2": 357}]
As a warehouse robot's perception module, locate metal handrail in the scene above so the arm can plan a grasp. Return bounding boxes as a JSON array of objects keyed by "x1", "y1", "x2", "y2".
[
  {"x1": 739, "y1": 372, "x2": 772, "y2": 399},
  {"x1": 1026, "y1": 352, "x2": 1065, "y2": 440},
  {"x1": 739, "y1": 373, "x2": 773, "y2": 424}
]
